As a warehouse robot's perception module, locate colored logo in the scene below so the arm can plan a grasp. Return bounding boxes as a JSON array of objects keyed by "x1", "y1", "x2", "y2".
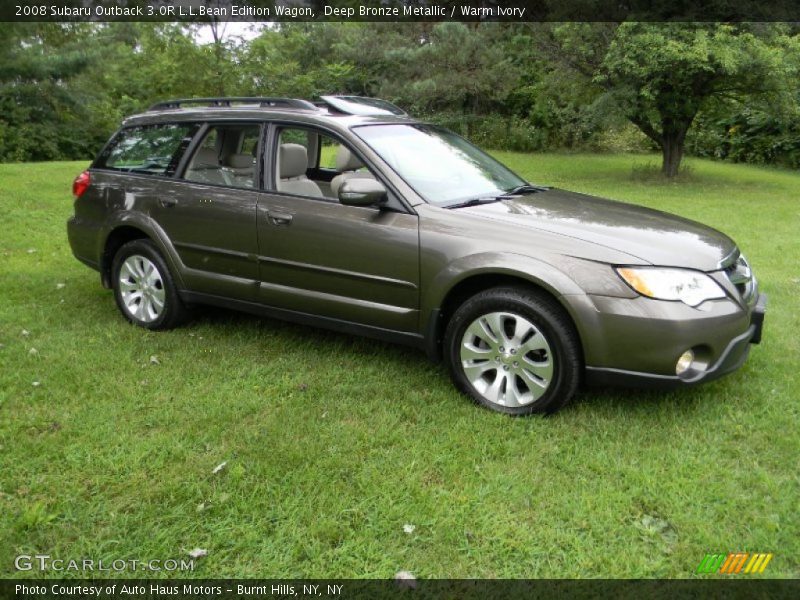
[{"x1": 696, "y1": 552, "x2": 773, "y2": 574}]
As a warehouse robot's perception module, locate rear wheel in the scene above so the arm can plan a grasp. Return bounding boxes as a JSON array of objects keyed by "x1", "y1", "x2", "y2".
[
  {"x1": 112, "y1": 239, "x2": 187, "y2": 330},
  {"x1": 444, "y1": 287, "x2": 581, "y2": 415}
]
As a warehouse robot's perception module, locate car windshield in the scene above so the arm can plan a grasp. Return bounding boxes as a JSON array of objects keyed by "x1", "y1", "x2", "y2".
[{"x1": 354, "y1": 124, "x2": 528, "y2": 206}]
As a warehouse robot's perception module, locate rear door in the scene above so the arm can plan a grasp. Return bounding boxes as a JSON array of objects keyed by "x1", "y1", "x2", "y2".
[
  {"x1": 255, "y1": 123, "x2": 420, "y2": 332},
  {"x1": 153, "y1": 122, "x2": 262, "y2": 300}
]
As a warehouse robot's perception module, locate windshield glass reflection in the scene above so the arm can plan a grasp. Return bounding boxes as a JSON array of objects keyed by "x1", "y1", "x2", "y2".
[{"x1": 355, "y1": 124, "x2": 527, "y2": 206}]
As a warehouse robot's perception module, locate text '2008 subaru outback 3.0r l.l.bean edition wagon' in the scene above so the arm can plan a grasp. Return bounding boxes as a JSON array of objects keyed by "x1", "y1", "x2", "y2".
[{"x1": 67, "y1": 96, "x2": 767, "y2": 415}]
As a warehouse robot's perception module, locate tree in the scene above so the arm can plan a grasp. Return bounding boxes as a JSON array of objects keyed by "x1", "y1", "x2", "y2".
[
  {"x1": 545, "y1": 23, "x2": 798, "y2": 176},
  {"x1": 2, "y1": 21, "x2": 798, "y2": 167},
  {"x1": 192, "y1": 1, "x2": 237, "y2": 96},
  {"x1": 238, "y1": 23, "x2": 412, "y2": 99},
  {"x1": 379, "y1": 23, "x2": 520, "y2": 136},
  {"x1": 0, "y1": 23, "x2": 92, "y2": 160},
  {"x1": 81, "y1": 23, "x2": 238, "y2": 113}
]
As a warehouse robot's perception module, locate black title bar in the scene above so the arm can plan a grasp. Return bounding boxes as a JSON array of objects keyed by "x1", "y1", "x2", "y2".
[{"x1": 4, "y1": 0, "x2": 800, "y2": 22}]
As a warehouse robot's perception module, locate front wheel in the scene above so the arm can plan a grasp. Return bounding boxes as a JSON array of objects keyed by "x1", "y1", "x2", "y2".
[
  {"x1": 111, "y1": 239, "x2": 188, "y2": 330},
  {"x1": 444, "y1": 287, "x2": 581, "y2": 415}
]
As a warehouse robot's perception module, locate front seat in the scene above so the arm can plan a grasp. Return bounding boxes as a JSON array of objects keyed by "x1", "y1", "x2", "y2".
[
  {"x1": 330, "y1": 146, "x2": 375, "y2": 197},
  {"x1": 277, "y1": 143, "x2": 323, "y2": 197}
]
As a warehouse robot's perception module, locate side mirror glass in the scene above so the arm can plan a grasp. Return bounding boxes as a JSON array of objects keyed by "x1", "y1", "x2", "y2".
[{"x1": 338, "y1": 178, "x2": 387, "y2": 207}]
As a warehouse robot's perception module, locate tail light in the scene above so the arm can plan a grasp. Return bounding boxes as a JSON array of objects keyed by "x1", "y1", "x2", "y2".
[{"x1": 72, "y1": 171, "x2": 91, "y2": 198}]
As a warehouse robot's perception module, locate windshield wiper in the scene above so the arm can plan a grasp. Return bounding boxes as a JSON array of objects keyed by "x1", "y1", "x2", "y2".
[
  {"x1": 444, "y1": 196, "x2": 505, "y2": 209},
  {"x1": 445, "y1": 184, "x2": 549, "y2": 209},
  {"x1": 505, "y1": 183, "x2": 548, "y2": 195}
]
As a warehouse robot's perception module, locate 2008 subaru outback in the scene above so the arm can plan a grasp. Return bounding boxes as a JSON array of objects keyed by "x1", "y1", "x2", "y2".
[{"x1": 67, "y1": 96, "x2": 766, "y2": 415}]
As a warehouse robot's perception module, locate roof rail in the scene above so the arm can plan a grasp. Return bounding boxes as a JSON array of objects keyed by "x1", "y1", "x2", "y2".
[{"x1": 148, "y1": 97, "x2": 319, "y2": 111}]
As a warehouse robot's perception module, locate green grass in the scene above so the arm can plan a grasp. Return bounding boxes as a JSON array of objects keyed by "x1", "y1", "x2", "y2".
[{"x1": 0, "y1": 154, "x2": 798, "y2": 579}]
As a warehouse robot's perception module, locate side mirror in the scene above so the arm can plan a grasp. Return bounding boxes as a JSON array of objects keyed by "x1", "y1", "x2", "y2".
[{"x1": 338, "y1": 178, "x2": 387, "y2": 207}]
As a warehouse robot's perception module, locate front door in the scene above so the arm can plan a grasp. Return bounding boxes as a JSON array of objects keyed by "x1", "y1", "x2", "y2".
[{"x1": 255, "y1": 125, "x2": 420, "y2": 332}]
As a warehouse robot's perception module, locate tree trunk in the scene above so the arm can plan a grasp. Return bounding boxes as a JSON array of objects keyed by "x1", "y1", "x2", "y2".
[
  {"x1": 209, "y1": 19, "x2": 227, "y2": 96},
  {"x1": 660, "y1": 121, "x2": 690, "y2": 178},
  {"x1": 661, "y1": 135, "x2": 683, "y2": 177}
]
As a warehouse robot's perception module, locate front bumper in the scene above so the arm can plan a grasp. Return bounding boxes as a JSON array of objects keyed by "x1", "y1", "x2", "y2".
[{"x1": 577, "y1": 292, "x2": 767, "y2": 389}]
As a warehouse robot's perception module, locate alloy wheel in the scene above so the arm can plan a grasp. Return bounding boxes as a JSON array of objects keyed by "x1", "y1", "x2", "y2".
[
  {"x1": 118, "y1": 254, "x2": 166, "y2": 323},
  {"x1": 460, "y1": 311, "x2": 554, "y2": 407}
]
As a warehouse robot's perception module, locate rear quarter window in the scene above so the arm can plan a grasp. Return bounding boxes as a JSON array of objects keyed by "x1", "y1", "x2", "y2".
[{"x1": 95, "y1": 123, "x2": 199, "y2": 176}]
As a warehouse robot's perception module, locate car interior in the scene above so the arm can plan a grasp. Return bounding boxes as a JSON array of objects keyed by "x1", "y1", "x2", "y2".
[
  {"x1": 275, "y1": 128, "x2": 376, "y2": 200},
  {"x1": 184, "y1": 125, "x2": 260, "y2": 188},
  {"x1": 181, "y1": 125, "x2": 377, "y2": 200}
]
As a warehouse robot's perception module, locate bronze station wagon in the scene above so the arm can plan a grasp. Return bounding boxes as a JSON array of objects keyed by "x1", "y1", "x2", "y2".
[{"x1": 67, "y1": 96, "x2": 766, "y2": 415}]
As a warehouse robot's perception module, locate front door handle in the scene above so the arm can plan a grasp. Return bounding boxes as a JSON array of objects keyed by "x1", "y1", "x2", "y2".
[
  {"x1": 267, "y1": 211, "x2": 293, "y2": 226},
  {"x1": 158, "y1": 197, "x2": 177, "y2": 208}
]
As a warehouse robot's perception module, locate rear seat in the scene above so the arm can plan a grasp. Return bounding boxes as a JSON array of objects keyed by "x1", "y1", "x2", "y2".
[
  {"x1": 225, "y1": 153, "x2": 255, "y2": 188},
  {"x1": 185, "y1": 148, "x2": 230, "y2": 186}
]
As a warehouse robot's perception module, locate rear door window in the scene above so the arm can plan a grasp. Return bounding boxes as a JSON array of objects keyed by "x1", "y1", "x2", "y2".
[
  {"x1": 95, "y1": 123, "x2": 198, "y2": 176},
  {"x1": 182, "y1": 123, "x2": 262, "y2": 189}
]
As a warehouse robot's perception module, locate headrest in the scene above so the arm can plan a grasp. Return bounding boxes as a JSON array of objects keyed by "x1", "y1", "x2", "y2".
[
  {"x1": 192, "y1": 147, "x2": 219, "y2": 168},
  {"x1": 336, "y1": 145, "x2": 363, "y2": 171},
  {"x1": 227, "y1": 153, "x2": 253, "y2": 169},
  {"x1": 279, "y1": 143, "x2": 308, "y2": 179}
]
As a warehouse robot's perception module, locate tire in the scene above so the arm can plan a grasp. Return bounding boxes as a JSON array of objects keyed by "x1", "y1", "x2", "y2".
[
  {"x1": 111, "y1": 239, "x2": 188, "y2": 330},
  {"x1": 444, "y1": 286, "x2": 581, "y2": 415}
]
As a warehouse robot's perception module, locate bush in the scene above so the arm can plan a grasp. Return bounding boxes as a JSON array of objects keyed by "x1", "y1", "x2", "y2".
[
  {"x1": 688, "y1": 109, "x2": 800, "y2": 169},
  {"x1": 590, "y1": 124, "x2": 654, "y2": 154}
]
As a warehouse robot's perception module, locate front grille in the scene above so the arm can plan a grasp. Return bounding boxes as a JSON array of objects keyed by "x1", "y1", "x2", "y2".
[{"x1": 721, "y1": 250, "x2": 755, "y2": 302}]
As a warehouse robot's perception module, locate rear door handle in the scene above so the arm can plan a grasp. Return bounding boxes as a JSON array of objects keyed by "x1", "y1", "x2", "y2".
[
  {"x1": 267, "y1": 210, "x2": 293, "y2": 226},
  {"x1": 159, "y1": 198, "x2": 177, "y2": 208}
]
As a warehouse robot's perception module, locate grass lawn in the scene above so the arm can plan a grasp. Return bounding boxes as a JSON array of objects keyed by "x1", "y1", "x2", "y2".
[{"x1": 0, "y1": 154, "x2": 797, "y2": 579}]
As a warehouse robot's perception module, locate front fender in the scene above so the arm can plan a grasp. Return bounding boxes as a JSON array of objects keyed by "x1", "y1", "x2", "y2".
[
  {"x1": 419, "y1": 252, "x2": 592, "y2": 360},
  {"x1": 423, "y1": 251, "x2": 586, "y2": 315}
]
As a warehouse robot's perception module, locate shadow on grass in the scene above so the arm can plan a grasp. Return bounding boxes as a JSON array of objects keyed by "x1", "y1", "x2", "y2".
[
  {"x1": 56, "y1": 285, "x2": 732, "y2": 419},
  {"x1": 629, "y1": 161, "x2": 697, "y2": 182},
  {"x1": 571, "y1": 376, "x2": 735, "y2": 423},
  {"x1": 187, "y1": 303, "x2": 425, "y2": 363},
  {"x1": 187, "y1": 304, "x2": 721, "y2": 418}
]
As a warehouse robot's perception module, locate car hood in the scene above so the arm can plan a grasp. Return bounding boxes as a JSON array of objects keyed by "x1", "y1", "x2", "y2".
[{"x1": 461, "y1": 188, "x2": 736, "y2": 270}]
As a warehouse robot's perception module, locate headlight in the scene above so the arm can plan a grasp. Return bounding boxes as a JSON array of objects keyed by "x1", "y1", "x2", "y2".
[{"x1": 615, "y1": 267, "x2": 726, "y2": 307}]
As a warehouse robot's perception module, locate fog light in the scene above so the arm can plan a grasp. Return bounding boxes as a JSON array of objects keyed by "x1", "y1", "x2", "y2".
[{"x1": 676, "y1": 350, "x2": 695, "y2": 375}]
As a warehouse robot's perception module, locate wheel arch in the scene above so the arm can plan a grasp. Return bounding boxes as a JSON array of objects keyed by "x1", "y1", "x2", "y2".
[
  {"x1": 423, "y1": 254, "x2": 587, "y2": 362},
  {"x1": 100, "y1": 226, "x2": 148, "y2": 288},
  {"x1": 99, "y1": 214, "x2": 184, "y2": 290}
]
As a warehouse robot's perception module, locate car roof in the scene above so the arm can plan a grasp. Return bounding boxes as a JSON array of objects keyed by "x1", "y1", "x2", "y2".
[{"x1": 122, "y1": 96, "x2": 420, "y2": 131}]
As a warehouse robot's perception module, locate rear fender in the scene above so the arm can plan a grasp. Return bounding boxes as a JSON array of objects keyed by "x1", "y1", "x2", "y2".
[{"x1": 98, "y1": 211, "x2": 186, "y2": 289}]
